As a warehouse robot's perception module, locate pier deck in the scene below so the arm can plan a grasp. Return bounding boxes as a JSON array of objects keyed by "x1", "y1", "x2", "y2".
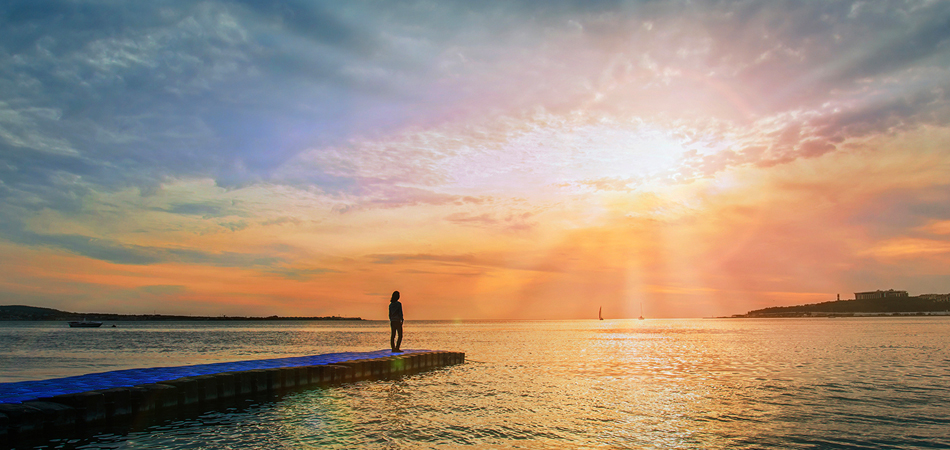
[
  {"x1": 0, "y1": 349, "x2": 464, "y2": 447},
  {"x1": 0, "y1": 349, "x2": 446, "y2": 404}
]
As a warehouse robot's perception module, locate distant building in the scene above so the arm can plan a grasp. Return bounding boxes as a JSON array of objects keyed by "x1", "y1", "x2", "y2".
[
  {"x1": 919, "y1": 293, "x2": 950, "y2": 302},
  {"x1": 854, "y1": 289, "x2": 909, "y2": 300}
]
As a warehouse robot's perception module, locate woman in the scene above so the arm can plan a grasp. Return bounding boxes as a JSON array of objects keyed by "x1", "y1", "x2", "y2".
[{"x1": 389, "y1": 291, "x2": 404, "y2": 352}]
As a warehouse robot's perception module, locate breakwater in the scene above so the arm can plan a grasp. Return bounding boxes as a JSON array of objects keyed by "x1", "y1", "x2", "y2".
[{"x1": 0, "y1": 349, "x2": 464, "y2": 448}]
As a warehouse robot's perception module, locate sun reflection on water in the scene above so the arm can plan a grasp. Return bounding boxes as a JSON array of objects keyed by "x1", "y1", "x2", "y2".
[{"x1": 37, "y1": 318, "x2": 950, "y2": 449}]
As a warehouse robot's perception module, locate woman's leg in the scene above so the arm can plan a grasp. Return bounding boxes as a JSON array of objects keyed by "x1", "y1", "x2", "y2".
[
  {"x1": 394, "y1": 321, "x2": 403, "y2": 351},
  {"x1": 390, "y1": 321, "x2": 398, "y2": 351}
]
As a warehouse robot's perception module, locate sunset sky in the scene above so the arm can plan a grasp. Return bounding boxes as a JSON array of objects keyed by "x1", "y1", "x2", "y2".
[{"x1": 1, "y1": 1, "x2": 949, "y2": 319}]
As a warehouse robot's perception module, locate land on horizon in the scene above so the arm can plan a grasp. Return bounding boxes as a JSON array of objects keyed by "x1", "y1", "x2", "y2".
[
  {"x1": 735, "y1": 294, "x2": 950, "y2": 318},
  {"x1": 0, "y1": 305, "x2": 363, "y2": 322}
]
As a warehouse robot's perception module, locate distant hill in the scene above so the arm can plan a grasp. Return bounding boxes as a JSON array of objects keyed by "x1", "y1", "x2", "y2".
[
  {"x1": 739, "y1": 296, "x2": 950, "y2": 318},
  {"x1": 0, "y1": 305, "x2": 363, "y2": 321},
  {"x1": 0, "y1": 305, "x2": 71, "y2": 320}
]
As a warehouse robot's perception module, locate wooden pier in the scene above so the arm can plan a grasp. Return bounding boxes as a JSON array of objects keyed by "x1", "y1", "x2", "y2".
[{"x1": 0, "y1": 349, "x2": 464, "y2": 448}]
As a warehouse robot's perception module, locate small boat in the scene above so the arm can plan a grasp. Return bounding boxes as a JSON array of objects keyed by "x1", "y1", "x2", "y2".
[
  {"x1": 638, "y1": 303, "x2": 644, "y2": 320},
  {"x1": 598, "y1": 306, "x2": 603, "y2": 321},
  {"x1": 68, "y1": 319, "x2": 103, "y2": 328}
]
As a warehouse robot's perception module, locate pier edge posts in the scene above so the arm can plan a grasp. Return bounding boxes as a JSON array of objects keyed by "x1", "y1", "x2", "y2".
[
  {"x1": 21, "y1": 401, "x2": 78, "y2": 436},
  {"x1": 325, "y1": 364, "x2": 352, "y2": 384},
  {"x1": 324, "y1": 364, "x2": 355, "y2": 385},
  {"x1": 192, "y1": 375, "x2": 219, "y2": 407},
  {"x1": 162, "y1": 378, "x2": 200, "y2": 409},
  {"x1": 0, "y1": 403, "x2": 45, "y2": 441},
  {"x1": 295, "y1": 366, "x2": 311, "y2": 389},
  {"x1": 44, "y1": 391, "x2": 107, "y2": 424},
  {"x1": 371, "y1": 359, "x2": 384, "y2": 379},
  {"x1": 318, "y1": 365, "x2": 333, "y2": 386},
  {"x1": 128, "y1": 386, "x2": 154, "y2": 417},
  {"x1": 97, "y1": 388, "x2": 133, "y2": 422},
  {"x1": 245, "y1": 369, "x2": 269, "y2": 395},
  {"x1": 278, "y1": 367, "x2": 297, "y2": 391},
  {"x1": 228, "y1": 371, "x2": 255, "y2": 397},
  {"x1": 216, "y1": 373, "x2": 236, "y2": 404},
  {"x1": 0, "y1": 411, "x2": 7, "y2": 447},
  {"x1": 129, "y1": 383, "x2": 177, "y2": 416},
  {"x1": 357, "y1": 360, "x2": 371, "y2": 381},
  {"x1": 331, "y1": 361, "x2": 358, "y2": 382},
  {"x1": 346, "y1": 360, "x2": 367, "y2": 382},
  {"x1": 388, "y1": 356, "x2": 405, "y2": 377},
  {"x1": 305, "y1": 366, "x2": 322, "y2": 387},
  {"x1": 263, "y1": 368, "x2": 281, "y2": 395}
]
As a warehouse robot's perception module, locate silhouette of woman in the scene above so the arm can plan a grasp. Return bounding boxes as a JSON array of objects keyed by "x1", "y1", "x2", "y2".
[{"x1": 389, "y1": 291, "x2": 404, "y2": 352}]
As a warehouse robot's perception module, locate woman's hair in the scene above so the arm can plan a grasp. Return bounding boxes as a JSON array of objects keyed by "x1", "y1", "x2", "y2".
[{"x1": 391, "y1": 291, "x2": 400, "y2": 301}]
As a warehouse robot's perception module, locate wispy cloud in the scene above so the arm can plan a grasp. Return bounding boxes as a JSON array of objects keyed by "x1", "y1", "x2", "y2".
[
  {"x1": 2, "y1": 219, "x2": 284, "y2": 267},
  {"x1": 2, "y1": 0, "x2": 950, "y2": 317}
]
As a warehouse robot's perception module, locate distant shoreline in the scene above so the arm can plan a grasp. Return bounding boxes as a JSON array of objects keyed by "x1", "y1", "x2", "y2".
[
  {"x1": 0, "y1": 305, "x2": 363, "y2": 322},
  {"x1": 731, "y1": 295, "x2": 950, "y2": 318},
  {"x1": 719, "y1": 311, "x2": 950, "y2": 318}
]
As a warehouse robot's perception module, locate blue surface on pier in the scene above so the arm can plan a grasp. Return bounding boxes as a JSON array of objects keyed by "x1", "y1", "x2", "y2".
[{"x1": 0, "y1": 349, "x2": 430, "y2": 404}]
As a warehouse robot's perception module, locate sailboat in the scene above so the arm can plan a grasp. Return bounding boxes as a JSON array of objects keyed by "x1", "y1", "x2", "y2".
[
  {"x1": 68, "y1": 318, "x2": 103, "y2": 328},
  {"x1": 638, "y1": 303, "x2": 644, "y2": 320},
  {"x1": 598, "y1": 306, "x2": 603, "y2": 320}
]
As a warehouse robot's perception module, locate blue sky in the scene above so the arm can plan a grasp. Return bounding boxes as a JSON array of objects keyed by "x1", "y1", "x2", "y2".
[{"x1": 1, "y1": 1, "x2": 949, "y2": 318}]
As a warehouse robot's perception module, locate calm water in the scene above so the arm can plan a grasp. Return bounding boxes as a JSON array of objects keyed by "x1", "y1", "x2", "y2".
[{"x1": 2, "y1": 318, "x2": 949, "y2": 449}]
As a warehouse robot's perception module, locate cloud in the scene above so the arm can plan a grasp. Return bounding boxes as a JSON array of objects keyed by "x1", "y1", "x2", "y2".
[
  {"x1": 151, "y1": 201, "x2": 247, "y2": 218},
  {"x1": 829, "y1": 1, "x2": 950, "y2": 84},
  {"x1": 860, "y1": 238, "x2": 950, "y2": 259},
  {"x1": 918, "y1": 220, "x2": 950, "y2": 236},
  {"x1": 3, "y1": 0, "x2": 950, "y2": 317},
  {"x1": 573, "y1": 177, "x2": 639, "y2": 192},
  {"x1": 138, "y1": 285, "x2": 187, "y2": 295},
  {"x1": 2, "y1": 0, "x2": 949, "y2": 209},
  {"x1": 265, "y1": 267, "x2": 340, "y2": 281},
  {"x1": 366, "y1": 250, "x2": 565, "y2": 276},
  {"x1": 0, "y1": 0, "x2": 440, "y2": 201},
  {"x1": 846, "y1": 185, "x2": 950, "y2": 239},
  {"x1": 260, "y1": 216, "x2": 303, "y2": 226},
  {"x1": 369, "y1": 253, "x2": 479, "y2": 266},
  {"x1": 444, "y1": 211, "x2": 536, "y2": 232},
  {"x1": 0, "y1": 101, "x2": 80, "y2": 157},
  {"x1": 397, "y1": 268, "x2": 483, "y2": 277},
  {"x1": 0, "y1": 218, "x2": 284, "y2": 267}
]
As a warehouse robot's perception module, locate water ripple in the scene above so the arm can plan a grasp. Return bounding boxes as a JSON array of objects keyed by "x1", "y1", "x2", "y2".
[{"x1": 4, "y1": 318, "x2": 949, "y2": 449}]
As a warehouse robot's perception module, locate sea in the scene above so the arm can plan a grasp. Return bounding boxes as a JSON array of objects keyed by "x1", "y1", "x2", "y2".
[{"x1": 1, "y1": 317, "x2": 948, "y2": 449}]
